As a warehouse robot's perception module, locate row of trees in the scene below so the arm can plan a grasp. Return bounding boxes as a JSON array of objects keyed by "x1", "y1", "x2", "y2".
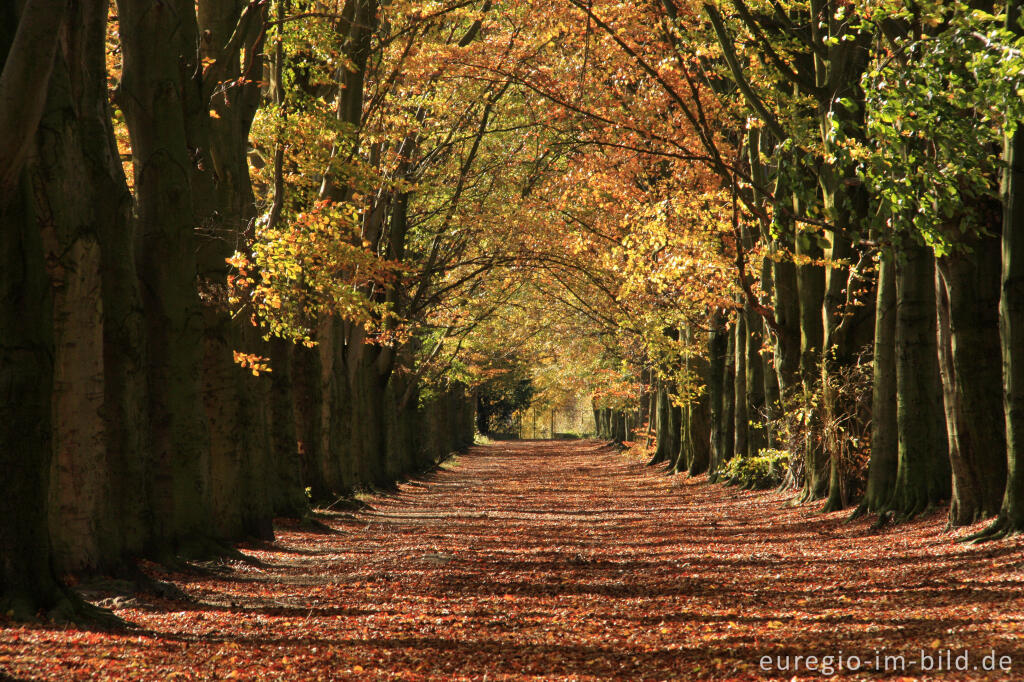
[
  {"x1": 6, "y1": 0, "x2": 1024, "y2": 620},
  {"x1": 0, "y1": 0, "x2": 499, "y2": 619},
  {"x1": 573, "y1": 0, "x2": 1024, "y2": 540}
]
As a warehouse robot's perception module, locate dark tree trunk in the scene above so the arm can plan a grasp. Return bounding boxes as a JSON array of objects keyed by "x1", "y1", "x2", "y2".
[
  {"x1": 293, "y1": 345, "x2": 329, "y2": 500},
  {"x1": 771, "y1": 236, "x2": 801, "y2": 397},
  {"x1": 937, "y1": 233, "x2": 1006, "y2": 526},
  {"x1": 889, "y1": 242, "x2": 950, "y2": 517},
  {"x1": 0, "y1": 180, "x2": 63, "y2": 618},
  {"x1": 117, "y1": 0, "x2": 215, "y2": 553},
  {"x1": 651, "y1": 383, "x2": 672, "y2": 465},
  {"x1": 715, "y1": 322, "x2": 736, "y2": 480},
  {"x1": 745, "y1": 307, "x2": 766, "y2": 457},
  {"x1": 980, "y1": 3, "x2": 1024, "y2": 536},
  {"x1": 707, "y1": 313, "x2": 728, "y2": 473},
  {"x1": 733, "y1": 312, "x2": 748, "y2": 460},
  {"x1": 270, "y1": 337, "x2": 307, "y2": 518},
  {"x1": 0, "y1": 0, "x2": 75, "y2": 620}
]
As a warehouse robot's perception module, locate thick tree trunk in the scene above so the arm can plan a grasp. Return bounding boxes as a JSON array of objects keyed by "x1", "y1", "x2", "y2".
[
  {"x1": 270, "y1": 338, "x2": 307, "y2": 518},
  {"x1": 771, "y1": 238, "x2": 801, "y2": 396},
  {"x1": 707, "y1": 314, "x2": 726, "y2": 471},
  {"x1": 37, "y1": 0, "x2": 144, "y2": 572},
  {"x1": 0, "y1": 0, "x2": 74, "y2": 619},
  {"x1": 733, "y1": 312, "x2": 748, "y2": 460},
  {"x1": 715, "y1": 322, "x2": 736, "y2": 480},
  {"x1": 820, "y1": 233, "x2": 854, "y2": 512},
  {"x1": 117, "y1": 0, "x2": 215, "y2": 552},
  {"x1": 856, "y1": 247, "x2": 897, "y2": 517},
  {"x1": 0, "y1": 180, "x2": 64, "y2": 618},
  {"x1": 293, "y1": 345, "x2": 329, "y2": 500},
  {"x1": 981, "y1": 14, "x2": 1024, "y2": 536},
  {"x1": 651, "y1": 383, "x2": 672, "y2": 465},
  {"x1": 889, "y1": 242, "x2": 950, "y2": 517},
  {"x1": 937, "y1": 234, "x2": 1006, "y2": 526},
  {"x1": 745, "y1": 307, "x2": 766, "y2": 457},
  {"x1": 795, "y1": 231, "x2": 826, "y2": 500}
]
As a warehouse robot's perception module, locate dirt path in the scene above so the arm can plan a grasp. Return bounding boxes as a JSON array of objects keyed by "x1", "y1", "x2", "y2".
[{"x1": 3, "y1": 440, "x2": 1024, "y2": 680}]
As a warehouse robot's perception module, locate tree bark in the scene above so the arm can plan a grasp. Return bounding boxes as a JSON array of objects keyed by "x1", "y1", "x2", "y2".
[
  {"x1": 937, "y1": 233, "x2": 1006, "y2": 526},
  {"x1": 980, "y1": 0, "x2": 1024, "y2": 537},
  {"x1": 856, "y1": 247, "x2": 897, "y2": 517},
  {"x1": 795, "y1": 230, "x2": 826, "y2": 501},
  {"x1": 889, "y1": 241, "x2": 950, "y2": 517},
  {"x1": 733, "y1": 311, "x2": 748, "y2": 460},
  {"x1": 117, "y1": 0, "x2": 215, "y2": 552}
]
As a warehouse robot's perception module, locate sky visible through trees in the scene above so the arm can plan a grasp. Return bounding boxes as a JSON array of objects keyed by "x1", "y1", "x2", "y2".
[{"x1": 5, "y1": 0, "x2": 1024, "y2": 678}]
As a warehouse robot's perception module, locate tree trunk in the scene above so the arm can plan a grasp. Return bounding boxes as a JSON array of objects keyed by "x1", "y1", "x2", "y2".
[
  {"x1": 117, "y1": 0, "x2": 216, "y2": 553},
  {"x1": 707, "y1": 313, "x2": 728, "y2": 473},
  {"x1": 937, "y1": 233, "x2": 1006, "y2": 526},
  {"x1": 651, "y1": 383, "x2": 671, "y2": 465},
  {"x1": 270, "y1": 338, "x2": 307, "y2": 517},
  {"x1": 293, "y1": 345, "x2": 328, "y2": 500},
  {"x1": 981, "y1": 7, "x2": 1024, "y2": 536},
  {"x1": 733, "y1": 312, "x2": 748, "y2": 460},
  {"x1": 856, "y1": 247, "x2": 897, "y2": 517},
  {"x1": 745, "y1": 307, "x2": 766, "y2": 457},
  {"x1": 795, "y1": 230, "x2": 826, "y2": 500},
  {"x1": 0, "y1": 179, "x2": 64, "y2": 618},
  {"x1": 889, "y1": 241, "x2": 950, "y2": 517},
  {"x1": 771, "y1": 235, "x2": 801, "y2": 397},
  {"x1": 716, "y1": 322, "x2": 736, "y2": 479}
]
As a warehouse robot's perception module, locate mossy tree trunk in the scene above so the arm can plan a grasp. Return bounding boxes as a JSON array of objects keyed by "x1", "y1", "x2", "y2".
[
  {"x1": 936, "y1": 232, "x2": 1006, "y2": 526},
  {"x1": 856, "y1": 247, "x2": 897, "y2": 517},
  {"x1": 980, "y1": 1, "x2": 1024, "y2": 538},
  {"x1": 889, "y1": 241, "x2": 949, "y2": 517}
]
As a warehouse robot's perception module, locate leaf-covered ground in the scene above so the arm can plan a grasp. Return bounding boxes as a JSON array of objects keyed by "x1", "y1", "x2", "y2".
[{"x1": 3, "y1": 440, "x2": 1024, "y2": 680}]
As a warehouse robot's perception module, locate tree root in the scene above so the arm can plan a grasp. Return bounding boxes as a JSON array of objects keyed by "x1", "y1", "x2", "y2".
[
  {"x1": 820, "y1": 495, "x2": 844, "y2": 514},
  {"x1": 963, "y1": 516, "x2": 1020, "y2": 544},
  {"x1": 2, "y1": 583, "x2": 124, "y2": 629},
  {"x1": 870, "y1": 511, "x2": 894, "y2": 531}
]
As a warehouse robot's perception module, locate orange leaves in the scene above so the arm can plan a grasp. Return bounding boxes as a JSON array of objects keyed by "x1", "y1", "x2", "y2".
[
  {"x1": 232, "y1": 351, "x2": 272, "y2": 376},
  {"x1": 5, "y1": 440, "x2": 1023, "y2": 680}
]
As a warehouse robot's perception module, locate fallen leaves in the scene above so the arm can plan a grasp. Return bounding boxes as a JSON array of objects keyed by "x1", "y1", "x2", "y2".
[{"x1": 2, "y1": 440, "x2": 1024, "y2": 680}]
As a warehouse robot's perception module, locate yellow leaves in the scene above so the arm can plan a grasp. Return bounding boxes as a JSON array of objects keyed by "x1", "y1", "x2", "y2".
[{"x1": 232, "y1": 351, "x2": 272, "y2": 376}]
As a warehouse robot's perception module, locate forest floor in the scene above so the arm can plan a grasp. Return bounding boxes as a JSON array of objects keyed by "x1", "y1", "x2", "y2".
[{"x1": 3, "y1": 440, "x2": 1024, "y2": 680}]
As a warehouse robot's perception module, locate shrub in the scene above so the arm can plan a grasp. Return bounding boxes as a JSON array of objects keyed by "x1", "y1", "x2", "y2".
[{"x1": 721, "y1": 449, "x2": 792, "y2": 490}]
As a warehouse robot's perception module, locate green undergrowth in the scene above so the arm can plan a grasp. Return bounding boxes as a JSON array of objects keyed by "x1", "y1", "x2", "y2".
[{"x1": 720, "y1": 449, "x2": 792, "y2": 490}]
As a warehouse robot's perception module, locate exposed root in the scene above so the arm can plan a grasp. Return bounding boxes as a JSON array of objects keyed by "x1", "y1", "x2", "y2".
[
  {"x1": 820, "y1": 495, "x2": 844, "y2": 514},
  {"x1": 2, "y1": 583, "x2": 124, "y2": 630},
  {"x1": 963, "y1": 516, "x2": 1020, "y2": 544},
  {"x1": 870, "y1": 511, "x2": 894, "y2": 531}
]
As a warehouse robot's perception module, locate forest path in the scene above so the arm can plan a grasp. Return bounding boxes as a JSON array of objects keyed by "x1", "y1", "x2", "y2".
[{"x1": 4, "y1": 440, "x2": 1024, "y2": 680}]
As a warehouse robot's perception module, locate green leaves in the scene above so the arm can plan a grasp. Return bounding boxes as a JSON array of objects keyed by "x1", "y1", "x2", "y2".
[{"x1": 855, "y1": 4, "x2": 1024, "y2": 250}]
